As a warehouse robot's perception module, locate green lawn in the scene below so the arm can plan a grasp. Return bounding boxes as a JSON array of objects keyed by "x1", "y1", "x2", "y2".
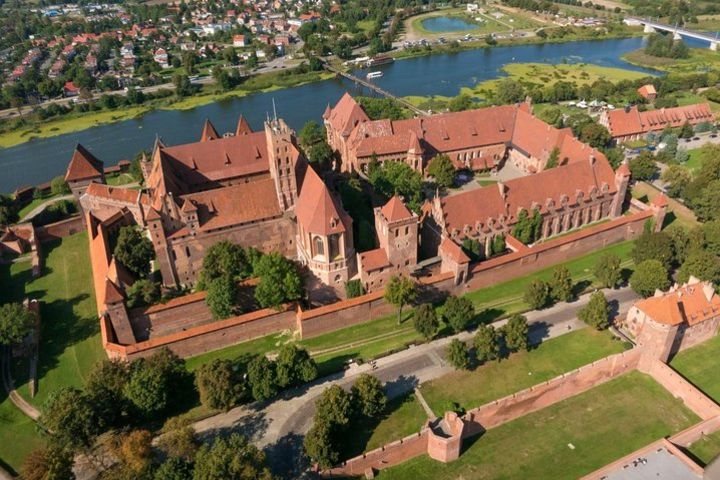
[
  {"x1": 686, "y1": 147, "x2": 704, "y2": 172},
  {"x1": 686, "y1": 429, "x2": 720, "y2": 466},
  {"x1": 105, "y1": 173, "x2": 136, "y2": 186},
  {"x1": 17, "y1": 194, "x2": 64, "y2": 220},
  {"x1": 671, "y1": 334, "x2": 720, "y2": 403},
  {"x1": 420, "y1": 329, "x2": 627, "y2": 414},
  {"x1": 380, "y1": 372, "x2": 699, "y2": 480},
  {"x1": 0, "y1": 232, "x2": 103, "y2": 472}
]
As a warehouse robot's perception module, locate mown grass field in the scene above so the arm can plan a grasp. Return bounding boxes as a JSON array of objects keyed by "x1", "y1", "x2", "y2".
[
  {"x1": 380, "y1": 372, "x2": 699, "y2": 480},
  {"x1": 671, "y1": 334, "x2": 720, "y2": 404}
]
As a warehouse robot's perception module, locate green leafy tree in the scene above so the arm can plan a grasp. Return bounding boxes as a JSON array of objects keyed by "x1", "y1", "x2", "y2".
[
  {"x1": 254, "y1": 253, "x2": 303, "y2": 309},
  {"x1": 368, "y1": 161, "x2": 423, "y2": 212},
  {"x1": 247, "y1": 355, "x2": 278, "y2": 402},
  {"x1": 631, "y1": 231, "x2": 674, "y2": 269},
  {"x1": 172, "y1": 73, "x2": 193, "y2": 97},
  {"x1": 50, "y1": 175, "x2": 70, "y2": 195},
  {"x1": 474, "y1": 324, "x2": 500, "y2": 364},
  {"x1": 315, "y1": 384, "x2": 352, "y2": 427},
  {"x1": 308, "y1": 141, "x2": 334, "y2": 165},
  {"x1": 678, "y1": 250, "x2": 720, "y2": 284},
  {"x1": 427, "y1": 154, "x2": 455, "y2": 189},
  {"x1": 446, "y1": 339, "x2": 470, "y2": 370},
  {"x1": 275, "y1": 344, "x2": 318, "y2": 388},
  {"x1": 502, "y1": 314, "x2": 529, "y2": 352},
  {"x1": 20, "y1": 444, "x2": 75, "y2": 480},
  {"x1": 85, "y1": 359, "x2": 130, "y2": 429},
  {"x1": 0, "y1": 302, "x2": 36, "y2": 346},
  {"x1": 550, "y1": 266, "x2": 574, "y2": 302},
  {"x1": 154, "y1": 457, "x2": 193, "y2": 480},
  {"x1": 194, "y1": 433, "x2": 274, "y2": 480},
  {"x1": 628, "y1": 151, "x2": 658, "y2": 181},
  {"x1": 304, "y1": 420, "x2": 337, "y2": 469},
  {"x1": 524, "y1": 279, "x2": 551, "y2": 310},
  {"x1": 114, "y1": 226, "x2": 155, "y2": 277},
  {"x1": 157, "y1": 422, "x2": 198, "y2": 462},
  {"x1": 462, "y1": 237, "x2": 483, "y2": 261},
  {"x1": 448, "y1": 94, "x2": 474, "y2": 112},
  {"x1": 703, "y1": 221, "x2": 720, "y2": 256},
  {"x1": 694, "y1": 180, "x2": 720, "y2": 222},
  {"x1": 661, "y1": 164, "x2": 691, "y2": 198},
  {"x1": 495, "y1": 78, "x2": 525, "y2": 104},
  {"x1": 41, "y1": 387, "x2": 100, "y2": 449},
  {"x1": 579, "y1": 291, "x2": 611, "y2": 330},
  {"x1": 384, "y1": 275, "x2": 417, "y2": 325},
  {"x1": 299, "y1": 120, "x2": 325, "y2": 148},
  {"x1": 666, "y1": 224, "x2": 705, "y2": 264},
  {"x1": 513, "y1": 209, "x2": 542, "y2": 244},
  {"x1": 126, "y1": 279, "x2": 160, "y2": 308},
  {"x1": 206, "y1": 275, "x2": 237, "y2": 320},
  {"x1": 345, "y1": 279, "x2": 365, "y2": 298},
  {"x1": 679, "y1": 121, "x2": 694, "y2": 139},
  {"x1": 579, "y1": 123, "x2": 611, "y2": 149},
  {"x1": 351, "y1": 374, "x2": 387, "y2": 417},
  {"x1": 195, "y1": 359, "x2": 246, "y2": 410},
  {"x1": 491, "y1": 235, "x2": 506, "y2": 256},
  {"x1": 198, "y1": 241, "x2": 247, "y2": 287},
  {"x1": 630, "y1": 259, "x2": 671, "y2": 298},
  {"x1": 413, "y1": 303, "x2": 439, "y2": 340},
  {"x1": 594, "y1": 253, "x2": 623, "y2": 289},
  {"x1": 442, "y1": 295, "x2": 475, "y2": 333},
  {"x1": 123, "y1": 362, "x2": 168, "y2": 417}
]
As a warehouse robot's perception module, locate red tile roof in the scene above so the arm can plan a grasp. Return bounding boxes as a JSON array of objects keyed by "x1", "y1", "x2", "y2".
[
  {"x1": 380, "y1": 195, "x2": 413, "y2": 222},
  {"x1": 327, "y1": 93, "x2": 370, "y2": 137},
  {"x1": 635, "y1": 280, "x2": 720, "y2": 327},
  {"x1": 359, "y1": 247, "x2": 391, "y2": 272},
  {"x1": 605, "y1": 104, "x2": 714, "y2": 138},
  {"x1": 296, "y1": 166, "x2": 351, "y2": 235},
  {"x1": 637, "y1": 84, "x2": 657, "y2": 99},
  {"x1": 85, "y1": 183, "x2": 140, "y2": 204},
  {"x1": 236, "y1": 115, "x2": 253, "y2": 135},
  {"x1": 66, "y1": 144, "x2": 104, "y2": 182},
  {"x1": 200, "y1": 119, "x2": 220, "y2": 142},
  {"x1": 440, "y1": 238, "x2": 470, "y2": 264}
]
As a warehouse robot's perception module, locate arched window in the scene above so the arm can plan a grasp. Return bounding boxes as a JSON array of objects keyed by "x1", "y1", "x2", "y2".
[{"x1": 313, "y1": 236, "x2": 324, "y2": 257}]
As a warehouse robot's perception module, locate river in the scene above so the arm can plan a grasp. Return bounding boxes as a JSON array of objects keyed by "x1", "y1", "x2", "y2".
[{"x1": 0, "y1": 36, "x2": 661, "y2": 193}]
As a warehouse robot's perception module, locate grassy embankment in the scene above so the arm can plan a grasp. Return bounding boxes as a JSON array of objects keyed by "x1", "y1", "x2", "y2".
[
  {"x1": 622, "y1": 47, "x2": 720, "y2": 73},
  {"x1": 0, "y1": 69, "x2": 334, "y2": 149},
  {"x1": 381, "y1": 372, "x2": 699, "y2": 480}
]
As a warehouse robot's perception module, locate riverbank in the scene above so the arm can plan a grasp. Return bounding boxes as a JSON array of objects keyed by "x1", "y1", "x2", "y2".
[
  {"x1": 622, "y1": 47, "x2": 720, "y2": 73},
  {"x1": 0, "y1": 70, "x2": 334, "y2": 149}
]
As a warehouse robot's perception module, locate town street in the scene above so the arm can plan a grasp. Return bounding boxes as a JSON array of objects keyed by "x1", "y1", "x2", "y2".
[{"x1": 191, "y1": 286, "x2": 639, "y2": 476}]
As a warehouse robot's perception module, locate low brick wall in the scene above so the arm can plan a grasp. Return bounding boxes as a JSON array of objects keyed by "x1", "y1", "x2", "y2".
[
  {"x1": 103, "y1": 305, "x2": 297, "y2": 361},
  {"x1": 644, "y1": 360, "x2": 720, "y2": 420},
  {"x1": 462, "y1": 348, "x2": 642, "y2": 436},
  {"x1": 36, "y1": 215, "x2": 83, "y2": 242},
  {"x1": 324, "y1": 430, "x2": 430, "y2": 478}
]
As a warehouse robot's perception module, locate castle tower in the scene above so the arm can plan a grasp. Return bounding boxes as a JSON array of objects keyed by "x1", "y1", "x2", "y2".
[
  {"x1": 610, "y1": 162, "x2": 631, "y2": 218},
  {"x1": 264, "y1": 117, "x2": 298, "y2": 211},
  {"x1": 145, "y1": 207, "x2": 178, "y2": 287},
  {"x1": 103, "y1": 278, "x2": 136, "y2": 345},
  {"x1": 375, "y1": 196, "x2": 418, "y2": 269},
  {"x1": 65, "y1": 144, "x2": 105, "y2": 224}
]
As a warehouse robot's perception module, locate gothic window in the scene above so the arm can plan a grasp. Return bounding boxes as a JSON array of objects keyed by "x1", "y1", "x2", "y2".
[
  {"x1": 329, "y1": 233, "x2": 341, "y2": 260},
  {"x1": 313, "y1": 236, "x2": 324, "y2": 257}
]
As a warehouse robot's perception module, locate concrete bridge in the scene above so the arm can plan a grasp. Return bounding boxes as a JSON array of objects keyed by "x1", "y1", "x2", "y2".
[
  {"x1": 325, "y1": 65, "x2": 430, "y2": 117},
  {"x1": 624, "y1": 17, "x2": 720, "y2": 50}
]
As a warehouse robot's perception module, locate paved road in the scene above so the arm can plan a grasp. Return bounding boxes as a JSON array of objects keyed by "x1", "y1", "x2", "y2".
[{"x1": 191, "y1": 286, "x2": 639, "y2": 477}]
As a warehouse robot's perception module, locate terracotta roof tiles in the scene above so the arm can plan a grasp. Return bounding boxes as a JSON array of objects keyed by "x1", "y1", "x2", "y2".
[
  {"x1": 65, "y1": 144, "x2": 104, "y2": 182},
  {"x1": 380, "y1": 195, "x2": 413, "y2": 223},
  {"x1": 296, "y1": 166, "x2": 351, "y2": 235},
  {"x1": 635, "y1": 279, "x2": 720, "y2": 327}
]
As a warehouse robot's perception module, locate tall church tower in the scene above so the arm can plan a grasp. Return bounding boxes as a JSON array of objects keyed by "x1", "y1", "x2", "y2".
[{"x1": 264, "y1": 117, "x2": 298, "y2": 211}]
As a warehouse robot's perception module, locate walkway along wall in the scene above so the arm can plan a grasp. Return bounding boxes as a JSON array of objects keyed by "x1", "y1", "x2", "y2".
[{"x1": 97, "y1": 208, "x2": 654, "y2": 361}]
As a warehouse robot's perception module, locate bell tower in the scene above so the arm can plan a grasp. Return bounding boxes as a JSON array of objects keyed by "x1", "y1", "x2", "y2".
[{"x1": 265, "y1": 116, "x2": 298, "y2": 211}]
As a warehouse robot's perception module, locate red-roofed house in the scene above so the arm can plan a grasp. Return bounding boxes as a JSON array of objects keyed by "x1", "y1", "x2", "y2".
[
  {"x1": 624, "y1": 277, "x2": 720, "y2": 365},
  {"x1": 599, "y1": 103, "x2": 715, "y2": 142},
  {"x1": 637, "y1": 84, "x2": 657, "y2": 101}
]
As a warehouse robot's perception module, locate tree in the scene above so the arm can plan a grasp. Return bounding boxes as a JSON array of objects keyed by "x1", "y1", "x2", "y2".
[
  {"x1": 194, "y1": 433, "x2": 273, "y2": 480},
  {"x1": 254, "y1": 253, "x2": 303, "y2": 309},
  {"x1": 413, "y1": 303, "x2": 439, "y2": 340},
  {"x1": 524, "y1": 279, "x2": 551, "y2": 310},
  {"x1": 579, "y1": 291, "x2": 611, "y2": 330},
  {"x1": 679, "y1": 121, "x2": 694, "y2": 139},
  {"x1": 448, "y1": 93, "x2": 473, "y2": 112},
  {"x1": 667, "y1": 224, "x2": 705, "y2": 264},
  {"x1": 351, "y1": 374, "x2": 387, "y2": 417},
  {"x1": 199, "y1": 241, "x2": 247, "y2": 287},
  {"x1": 594, "y1": 253, "x2": 623, "y2": 289},
  {"x1": 384, "y1": 275, "x2": 417, "y2": 325},
  {"x1": 462, "y1": 237, "x2": 483, "y2": 261},
  {"x1": 446, "y1": 339, "x2": 470, "y2": 370},
  {"x1": 315, "y1": 384, "x2": 352, "y2": 427},
  {"x1": 693, "y1": 180, "x2": 720, "y2": 222},
  {"x1": 474, "y1": 324, "x2": 500, "y2": 364},
  {"x1": 0, "y1": 302, "x2": 36, "y2": 346},
  {"x1": 41, "y1": 387, "x2": 100, "y2": 449},
  {"x1": 155, "y1": 457, "x2": 193, "y2": 480},
  {"x1": 50, "y1": 175, "x2": 70, "y2": 195},
  {"x1": 157, "y1": 422, "x2": 198, "y2": 462},
  {"x1": 195, "y1": 359, "x2": 246, "y2": 410},
  {"x1": 628, "y1": 151, "x2": 658, "y2": 181},
  {"x1": 308, "y1": 141, "x2": 334, "y2": 165},
  {"x1": 125, "y1": 279, "x2": 160, "y2": 308},
  {"x1": 502, "y1": 314, "x2": 528, "y2": 352},
  {"x1": 631, "y1": 231, "x2": 674, "y2": 269},
  {"x1": 495, "y1": 78, "x2": 525, "y2": 104},
  {"x1": 630, "y1": 259, "x2": 671, "y2": 298},
  {"x1": 704, "y1": 221, "x2": 720, "y2": 256},
  {"x1": 545, "y1": 147, "x2": 560, "y2": 169},
  {"x1": 427, "y1": 154, "x2": 455, "y2": 189},
  {"x1": 345, "y1": 279, "x2": 365, "y2": 298},
  {"x1": 549, "y1": 266, "x2": 574, "y2": 302},
  {"x1": 21, "y1": 444, "x2": 75, "y2": 480},
  {"x1": 661, "y1": 164, "x2": 691, "y2": 198},
  {"x1": 85, "y1": 359, "x2": 129, "y2": 429},
  {"x1": 275, "y1": 344, "x2": 318, "y2": 388},
  {"x1": 442, "y1": 295, "x2": 475, "y2": 333},
  {"x1": 513, "y1": 208, "x2": 542, "y2": 244},
  {"x1": 206, "y1": 275, "x2": 237, "y2": 320},
  {"x1": 678, "y1": 250, "x2": 720, "y2": 284},
  {"x1": 114, "y1": 226, "x2": 155, "y2": 277},
  {"x1": 491, "y1": 235, "x2": 506, "y2": 256},
  {"x1": 173, "y1": 73, "x2": 193, "y2": 97},
  {"x1": 124, "y1": 361, "x2": 168, "y2": 416},
  {"x1": 114, "y1": 429, "x2": 153, "y2": 475},
  {"x1": 304, "y1": 420, "x2": 337, "y2": 469},
  {"x1": 247, "y1": 355, "x2": 278, "y2": 402},
  {"x1": 579, "y1": 123, "x2": 611, "y2": 149},
  {"x1": 299, "y1": 120, "x2": 325, "y2": 148}
]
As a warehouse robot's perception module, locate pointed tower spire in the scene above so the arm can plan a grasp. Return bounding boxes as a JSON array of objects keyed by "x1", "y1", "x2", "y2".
[
  {"x1": 200, "y1": 119, "x2": 219, "y2": 142},
  {"x1": 236, "y1": 114, "x2": 253, "y2": 136}
]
